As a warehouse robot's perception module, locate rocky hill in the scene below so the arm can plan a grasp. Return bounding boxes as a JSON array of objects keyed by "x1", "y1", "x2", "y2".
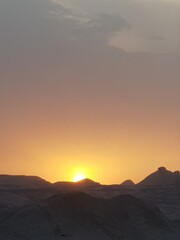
[
  {"x1": 0, "y1": 192, "x2": 179, "y2": 240},
  {"x1": 138, "y1": 167, "x2": 180, "y2": 186}
]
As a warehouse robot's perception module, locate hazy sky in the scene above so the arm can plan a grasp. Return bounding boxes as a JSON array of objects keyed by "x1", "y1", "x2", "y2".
[{"x1": 0, "y1": 0, "x2": 179, "y2": 183}]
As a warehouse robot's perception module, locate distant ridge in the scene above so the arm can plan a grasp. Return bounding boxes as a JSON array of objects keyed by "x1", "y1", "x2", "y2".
[
  {"x1": 0, "y1": 175, "x2": 51, "y2": 189},
  {"x1": 53, "y1": 178, "x2": 100, "y2": 191},
  {"x1": 120, "y1": 179, "x2": 135, "y2": 186},
  {"x1": 74, "y1": 178, "x2": 100, "y2": 187},
  {"x1": 138, "y1": 167, "x2": 180, "y2": 186},
  {"x1": 1, "y1": 166, "x2": 180, "y2": 190}
]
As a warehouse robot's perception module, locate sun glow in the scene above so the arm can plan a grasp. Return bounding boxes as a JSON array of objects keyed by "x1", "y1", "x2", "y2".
[{"x1": 73, "y1": 174, "x2": 86, "y2": 182}]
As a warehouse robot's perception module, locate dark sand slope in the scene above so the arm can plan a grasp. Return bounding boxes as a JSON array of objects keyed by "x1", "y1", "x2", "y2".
[{"x1": 0, "y1": 192, "x2": 179, "y2": 240}]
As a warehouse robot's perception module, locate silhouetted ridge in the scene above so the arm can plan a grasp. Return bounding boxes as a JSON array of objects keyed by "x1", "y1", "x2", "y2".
[
  {"x1": 138, "y1": 167, "x2": 180, "y2": 186},
  {"x1": 53, "y1": 178, "x2": 100, "y2": 192},
  {"x1": 0, "y1": 175, "x2": 50, "y2": 189},
  {"x1": 74, "y1": 178, "x2": 100, "y2": 186},
  {"x1": 120, "y1": 179, "x2": 135, "y2": 186}
]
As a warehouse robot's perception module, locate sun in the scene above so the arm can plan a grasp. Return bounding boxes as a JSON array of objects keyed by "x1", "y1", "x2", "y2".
[{"x1": 73, "y1": 174, "x2": 86, "y2": 182}]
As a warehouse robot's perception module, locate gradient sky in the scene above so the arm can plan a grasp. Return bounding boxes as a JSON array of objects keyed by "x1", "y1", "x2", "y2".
[{"x1": 0, "y1": 0, "x2": 179, "y2": 184}]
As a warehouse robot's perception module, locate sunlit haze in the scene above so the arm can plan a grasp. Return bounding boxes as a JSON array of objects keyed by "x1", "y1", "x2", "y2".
[
  {"x1": 73, "y1": 174, "x2": 86, "y2": 182},
  {"x1": 0, "y1": 0, "x2": 179, "y2": 184}
]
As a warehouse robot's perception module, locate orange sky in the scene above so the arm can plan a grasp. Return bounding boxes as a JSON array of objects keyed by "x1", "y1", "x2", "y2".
[{"x1": 0, "y1": 0, "x2": 179, "y2": 184}]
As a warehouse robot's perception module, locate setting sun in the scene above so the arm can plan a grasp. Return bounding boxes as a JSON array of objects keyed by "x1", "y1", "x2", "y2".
[{"x1": 73, "y1": 174, "x2": 86, "y2": 182}]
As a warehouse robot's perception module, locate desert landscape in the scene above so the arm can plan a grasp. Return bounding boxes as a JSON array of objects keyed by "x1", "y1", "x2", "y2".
[{"x1": 0, "y1": 167, "x2": 180, "y2": 239}]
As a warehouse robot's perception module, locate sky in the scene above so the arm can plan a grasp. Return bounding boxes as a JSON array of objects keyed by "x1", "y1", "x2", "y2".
[{"x1": 0, "y1": 0, "x2": 179, "y2": 184}]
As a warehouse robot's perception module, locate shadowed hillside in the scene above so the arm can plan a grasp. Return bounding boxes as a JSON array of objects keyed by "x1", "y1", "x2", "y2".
[
  {"x1": 138, "y1": 167, "x2": 180, "y2": 186},
  {"x1": 0, "y1": 168, "x2": 180, "y2": 239},
  {"x1": 0, "y1": 192, "x2": 179, "y2": 240}
]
